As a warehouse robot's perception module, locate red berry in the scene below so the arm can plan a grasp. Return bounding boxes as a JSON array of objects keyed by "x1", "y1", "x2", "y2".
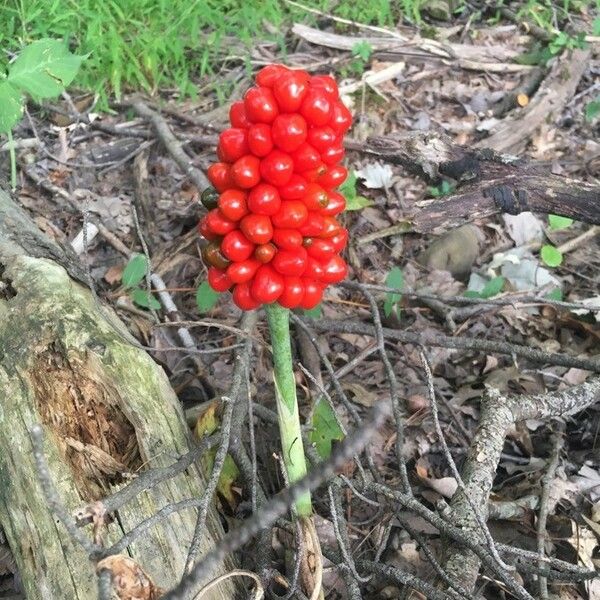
[
  {"x1": 205, "y1": 209, "x2": 237, "y2": 236},
  {"x1": 202, "y1": 241, "x2": 231, "y2": 269},
  {"x1": 271, "y1": 201, "x2": 308, "y2": 228},
  {"x1": 301, "y1": 164, "x2": 327, "y2": 182},
  {"x1": 271, "y1": 114, "x2": 308, "y2": 153},
  {"x1": 240, "y1": 214, "x2": 273, "y2": 245},
  {"x1": 255, "y1": 243, "x2": 277, "y2": 263},
  {"x1": 244, "y1": 86, "x2": 279, "y2": 123},
  {"x1": 329, "y1": 101, "x2": 352, "y2": 135},
  {"x1": 207, "y1": 267, "x2": 232, "y2": 292},
  {"x1": 260, "y1": 150, "x2": 294, "y2": 187},
  {"x1": 247, "y1": 123, "x2": 274, "y2": 157},
  {"x1": 279, "y1": 174, "x2": 308, "y2": 200},
  {"x1": 247, "y1": 183, "x2": 281, "y2": 216},
  {"x1": 207, "y1": 163, "x2": 234, "y2": 193},
  {"x1": 273, "y1": 71, "x2": 309, "y2": 112},
  {"x1": 307, "y1": 126, "x2": 337, "y2": 152},
  {"x1": 320, "y1": 190, "x2": 345, "y2": 216},
  {"x1": 256, "y1": 64, "x2": 290, "y2": 87},
  {"x1": 309, "y1": 75, "x2": 339, "y2": 99},
  {"x1": 278, "y1": 277, "x2": 305, "y2": 308},
  {"x1": 298, "y1": 212, "x2": 325, "y2": 237},
  {"x1": 321, "y1": 143, "x2": 344, "y2": 165},
  {"x1": 218, "y1": 189, "x2": 248, "y2": 221},
  {"x1": 251, "y1": 265, "x2": 284, "y2": 304},
  {"x1": 229, "y1": 101, "x2": 250, "y2": 128},
  {"x1": 320, "y1": 255, "x2": 348, "y2": 283},
  {"x1": 305, "y1": 238, "x2": 335, "y2": 260},
  {"x1": 221, "y1": 230, "x2": 255, "y2": 262},
  {"x1": 272, "y1": 247, "x2": 308, "y2": 277},
  {"x1": 218, "y1": 128, "x2": 249, "y2": 163},
  {"x1": 304, "y1": 257, "x2": 324, "y2": 280},
  {"x1": 272, "y1": 228, "x2": 303, "y2": 249},
  {"x1": 233, "y1": 282, "x2": 260, "y2": 310},
  {"x1": 320, "y1": 216, "x2": 342, "y2": 238},
  {"x1": 303, "y1": 183, "x2": 329, "y2": 210},
  {"x1": 198, "y1": 216, "x2": 218, "y2": 241},
  {"x1": 319, "y1": 165, "x2": 348, "y2": 189},
  {"x1": 231, "y1": 155, "x2": 261, "y2": 189},
  {"x1": 329, "y1": 229, "x2": 348, "y2": 252},
  {"x1": 291, "y1": 143, "x2": 321, "y2": 172},
  {"x1": 300, "y1": 279, "x2": 323, "y2": 309},
  {"x1": 227, "y1": 259, "x2": 261, "y2": 284},
  {"x1": 300, "y1": 88, "x2": 332, "y2": 126}
]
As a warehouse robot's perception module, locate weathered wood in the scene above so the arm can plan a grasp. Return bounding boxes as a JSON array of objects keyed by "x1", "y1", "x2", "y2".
[
  {"x1": 0, "y1": 186, "x2": 237, "y2": 599},
  {"x1": 349, "y1": 131, "x2": 600, "y2": 234}
]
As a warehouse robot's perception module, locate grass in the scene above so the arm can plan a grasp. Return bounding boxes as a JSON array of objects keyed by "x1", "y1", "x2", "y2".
[
  {"x1": 0, "y1": 0, "x2": 405, "y2": 107},
  {"x1": 0, "y1": 0, "x2": 594, "y2": 108}
]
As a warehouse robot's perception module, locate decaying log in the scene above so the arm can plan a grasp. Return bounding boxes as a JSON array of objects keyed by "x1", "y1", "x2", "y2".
[
  {"x1": 0, "y1": 185, "x2": 237, "y2": 599},
  {"x1": 352, "y1": 131, "x2": 600, "y2": 233}
]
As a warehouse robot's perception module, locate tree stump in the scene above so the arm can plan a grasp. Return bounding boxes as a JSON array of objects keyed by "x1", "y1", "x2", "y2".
[{"x1": 0, "y1": 185, "x2": 237, "y2": 599}]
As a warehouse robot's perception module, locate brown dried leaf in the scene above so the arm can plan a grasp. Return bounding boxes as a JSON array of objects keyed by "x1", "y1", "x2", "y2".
[{"x1": 96, "y1": 555, "x2": 163, "y2": 600}]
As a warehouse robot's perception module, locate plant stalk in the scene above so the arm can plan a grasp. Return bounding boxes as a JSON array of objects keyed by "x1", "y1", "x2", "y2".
[{"x1": 265, "y1": 303, "x2": 312, "y2": 517}]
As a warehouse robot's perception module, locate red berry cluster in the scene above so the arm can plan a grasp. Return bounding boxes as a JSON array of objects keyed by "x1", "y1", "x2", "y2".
[{"x1": 197, "y1": 64, "x2": 352, "y2": 311}]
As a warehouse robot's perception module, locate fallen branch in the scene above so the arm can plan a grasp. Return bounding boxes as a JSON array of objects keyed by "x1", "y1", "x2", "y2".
[
  {"x1": 443, "y1": 379, "x2": 600, "y2": 593},
  {"x1": 349, "y1": 131, "x2": 600, "y2": 233}
]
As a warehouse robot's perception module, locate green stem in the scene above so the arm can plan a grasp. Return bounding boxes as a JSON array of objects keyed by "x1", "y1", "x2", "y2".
[
  {"x1": 265, "y1": 303, "x2": 312, "y2": 517},
  {"x1": 6, "y1": 130, "x2": 17, "y2": 191}
]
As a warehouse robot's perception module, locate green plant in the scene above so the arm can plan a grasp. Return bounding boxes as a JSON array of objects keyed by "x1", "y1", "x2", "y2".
[
  {"x1": 427, "y1": 180, "x2": 455, "y2": 198},
  {"x1": 339, "y1": 171, "x2": 373, "y2": 210},
  {"x1": 464, "y1": 276, "x2": 505, "y2": 299},
  {"x1": 121, "y1": 253, "x2": 161, "y2": 309},
  {"x1": 548, "y1": 31, "x2": 587, "y2": 54},
  {"x1": 0, "y1": 38, "x2": 85, "y2": 187},
  {"x1": 548, "y1": 214, "x2": 574, "y2": 230},
  {"x1": 540, "y1": 244, "x2": 563, "y2": 267},
  {"x1": 310, "y1": 398, "x2": 344, "y2": 459},
  {"x1": 196, "y1": 280, "x2": 220, "y2": 312},
  {"x1": 585, "y1": 98, "x2": 600, "y2": 122},
  {"x1": 383, "y1": 267, "x2": 404, "y2": 318}
]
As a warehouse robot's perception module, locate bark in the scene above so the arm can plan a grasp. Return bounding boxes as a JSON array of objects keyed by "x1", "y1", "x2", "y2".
[
  {"x1": 0, "y1": 185, "x2": 237, "y2": 599},
  {"x1": 351, "y1": 131, "x2": 600, "y2": 233}
]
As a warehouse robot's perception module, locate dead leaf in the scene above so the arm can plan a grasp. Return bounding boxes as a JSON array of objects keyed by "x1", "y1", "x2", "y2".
[{"x1": 96, "y1": 555, "x2": 163, "y2": 600}]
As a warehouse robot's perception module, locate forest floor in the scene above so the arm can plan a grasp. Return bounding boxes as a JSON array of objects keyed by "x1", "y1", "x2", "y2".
[{"x1": 1, "y1": 3, "x2": 599, "y2": 599}]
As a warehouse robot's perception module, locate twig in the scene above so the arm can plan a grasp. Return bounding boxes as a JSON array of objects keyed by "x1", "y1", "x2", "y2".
[
  {"x1": 308, "y1": 317, "x2": 600, "y2": 373},
  {"x1": 160, "y1": 387, "x2": 389, "y2": 599},
  {"x1": 131, "y1": 100, "x2": 209, "y2": 191},
  {"x1": 193, "y1": 570, "x2": 264, "y2": 600},
  {"x1": 537, "y1": 423, "x2": 565, "y2": 599}
]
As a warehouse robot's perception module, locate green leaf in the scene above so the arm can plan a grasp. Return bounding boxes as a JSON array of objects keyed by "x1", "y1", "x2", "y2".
[
  {"x1": 541, "y1": 244, "x2": 563, "y2": 268},
  {"x1": 585, "y1": 99, "x2": 600, "y2": 122},
  {"x1": 594, "y1": 17, "x2": 600, "y2": 36},
  {"x1": 545, "y1": 288, "x2": 563, "y2": 301},
  {"x1": 548, "y1": 214, "x2": 574, "y2": 230},
  {"x1": 7, "y1": 39, "x2": 86, "y2": 99},
  {"x1": 131, "y1": 288, "x2": 161, "y2": 310},
  {"x1": 196, "y1": 280, "x2": 220, "y2": 312},
  {"x1": 351, "y1": 41, "x2": 373, "y2": 62},
  {"x1": 122, "y1": 253, "x2": 149, "y2": 288},
  {"x1": 346, "y1": 194, "x2": 373, "y2": 211},
  {"x1": 383, "y1": 267, "x2": 404, "y2": 317},
  {"x1": 304, "y1": 303, "x2": 322, "y2": 319},
  {"x1": 310, "y1": 398, "x2": 344, "y2": 459},
  {"x1": 479, "y1": 276, "x2": 505, "y2": 299},
  {"x1": 0, "y1": 81, "x2": 23, "y2": 133},
  {"x1": 339, "y1": 170, "x2": 357, "y2": 200},
  {"x1": 463, "y1": 290, "x2": 481, "y2": 298}
]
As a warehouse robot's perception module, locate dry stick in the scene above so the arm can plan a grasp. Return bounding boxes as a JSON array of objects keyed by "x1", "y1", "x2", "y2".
[
  {"x1": 360, "y1": 286, "x2": 411, "y2": 494},
  {"x1": 328, "y1": 482, "x2": 371, "y2": 584},
  {"x1": 132, "y1": 100, "x2": 209, "y2": 192},
  {"x1": 419, "y1": 351, "x2": 516, "y2": 576},
  {"x1": 185, "y1": 311, "x2": 257, "y2": 573},
  {"x1": 442, "y1": 379, "x2": 600, "y2": 594},
  {"x1": 160, "y1": 391, "x2": 389, "y2": 600},
  {"x1": 97, "y1": 569, "x2": 113, "y2": 600},
  {"x1": 307, "y1": 318, "x2": 600, "y2": 373},
  {"x1": 537, "y1": 424, "x2": 565, "y2": 600},
  {"x1": 341, "y1": 281, "x2": 600, "y2": 313}
]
